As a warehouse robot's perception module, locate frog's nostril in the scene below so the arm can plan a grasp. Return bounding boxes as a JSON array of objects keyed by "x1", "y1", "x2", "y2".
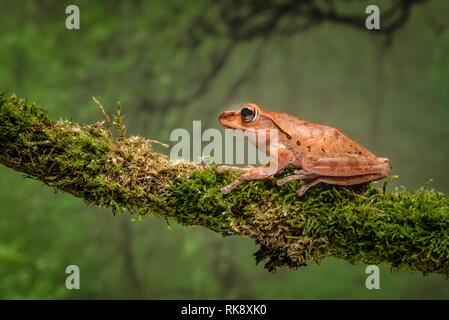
[{"x1": 219, "y1": 111, "x2": 233, "y2": 120}]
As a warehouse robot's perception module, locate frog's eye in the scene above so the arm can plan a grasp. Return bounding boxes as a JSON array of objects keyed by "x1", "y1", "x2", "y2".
[{"x1": 241, "y1": 106, "x2": 257, "y2": 123}]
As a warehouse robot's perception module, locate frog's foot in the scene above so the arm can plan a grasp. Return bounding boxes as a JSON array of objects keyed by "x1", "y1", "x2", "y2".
[
  {"x1": 296, "y1": 178, "x2": 321, "y2": 196},
  {"x1": 221, "y1": 179, "x2": 242, "y2": 194},
  {"x1": 293, "y1": 170, "x2": 318, "y2": 177},
  {"x1": 220, "y1": 171, "x2": 255, "y2": 194},
  {"x1": 276, "y1": 170, "x2": 318, "y2": 186},
  {"x1": 218, "y1": 166, "x2": 255, "y2": 194},
  {"x1": 216, "y1": 165, "x2": 252, "y2": 174}
]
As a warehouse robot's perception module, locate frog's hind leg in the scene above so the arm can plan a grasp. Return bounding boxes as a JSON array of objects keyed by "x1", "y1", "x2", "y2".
[
  {"x1": 276, "y1": 170, "x2": 318, "y2": 186},
  {"x1": 296, "y1": 172, "x2": 389, "y2": 196},
  {"x1": 318, "y1": 172, "x2": 389, "y2": 187},
  {"x1": 276, "y1": 169, "x2": 321, "y2": 196}
]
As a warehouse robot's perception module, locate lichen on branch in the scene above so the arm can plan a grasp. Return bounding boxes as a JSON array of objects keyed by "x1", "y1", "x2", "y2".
[{"x1": 1, "y1": 93, "x2": 448, "y2": 277}]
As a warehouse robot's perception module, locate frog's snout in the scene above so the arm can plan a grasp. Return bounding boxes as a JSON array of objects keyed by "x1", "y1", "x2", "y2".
[
  {"x1": 218, "y1": 110, "x2": 239, "y2": 129},
  {"x1": 218, "y1": 111, "x2": 234, "y2": 121}
]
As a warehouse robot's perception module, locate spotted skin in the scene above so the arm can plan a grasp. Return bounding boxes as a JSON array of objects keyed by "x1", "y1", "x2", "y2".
[{"x1": 217, "y1": 103, "x2": 391, "y2": 196}]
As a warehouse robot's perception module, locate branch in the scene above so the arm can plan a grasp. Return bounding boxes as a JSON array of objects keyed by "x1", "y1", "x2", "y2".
[
  {"x1": 197, "y1": 0, "x2": 429, "y2": 40},
  {"x1": 1, "y1": 93, "x2": 449, "y2": 277}
]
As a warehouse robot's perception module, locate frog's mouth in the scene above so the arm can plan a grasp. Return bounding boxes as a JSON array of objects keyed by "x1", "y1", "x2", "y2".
[
  {"x1": 221, "y1": 124, "x2": 258, "y2": 139},
  {"x1": 221, "y1": 123, "x2": 236, "y2": 130}
]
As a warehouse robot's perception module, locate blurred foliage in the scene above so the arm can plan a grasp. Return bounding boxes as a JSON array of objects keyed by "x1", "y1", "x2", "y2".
[{"x1": 0, "y1": 0, "x2": 449, "y2": 299}]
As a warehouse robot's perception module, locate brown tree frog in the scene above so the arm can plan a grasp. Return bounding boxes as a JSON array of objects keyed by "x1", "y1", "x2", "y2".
[{"x1": 217, "y1": 103, "x2": 391, "y2": 196}]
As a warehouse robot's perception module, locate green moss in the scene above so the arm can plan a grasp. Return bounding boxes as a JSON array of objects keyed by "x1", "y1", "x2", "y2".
[
  {"x1": 0, "y1": 93, "x2": 116, "y2": 210},
  {"x1": 167, "y1": 166, "x2": 234, "y2": 232},
  {"x1": 1, "y1": 92, "x2": 449, "y2": 277},
  {"x1": 167, "y1": 166, "x2": 449, "y2": 276}
]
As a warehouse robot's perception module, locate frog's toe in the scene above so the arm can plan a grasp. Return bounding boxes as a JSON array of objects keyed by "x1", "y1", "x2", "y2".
[
  {"x1": 296, "y1": 178, "x2": 321, "y2": 196},
  {"x1": 293, "y1": 170, "x2": 318, "y2": 179},
  {"x1": 277, "y1": 174, "x2": 302, "y2": 186},
  {"x1": 277, "y1": 178, "x2": 289, "y2": 186},
  {"x1": 221, "y1": 186, "x2": 230, "y2": 194}
]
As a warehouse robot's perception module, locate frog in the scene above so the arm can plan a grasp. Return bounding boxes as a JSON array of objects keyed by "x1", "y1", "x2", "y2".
[{"x1": 216, "y1": 103, "x2": 391, "y2": 196}]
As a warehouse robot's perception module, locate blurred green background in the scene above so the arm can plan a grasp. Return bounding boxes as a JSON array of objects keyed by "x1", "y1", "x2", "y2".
[{"x1": 1, "y1": 0, "x2": 449, "y2": 299}]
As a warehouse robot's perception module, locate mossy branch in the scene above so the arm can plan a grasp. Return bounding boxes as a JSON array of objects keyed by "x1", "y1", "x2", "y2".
[{"x1": 1, "y1": 93, "x2": 449, "y2": 277}]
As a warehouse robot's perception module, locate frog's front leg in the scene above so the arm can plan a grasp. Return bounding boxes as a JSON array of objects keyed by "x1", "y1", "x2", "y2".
[
  {"x1": 216, "y1": 165, "x2": 253, "y2": 173},
  {"x1": 218, "y1": 147, "x2": 294, "y2": 194},
  {"x1": 219, "y1": 162, "x2": 274, "y2": 194}
]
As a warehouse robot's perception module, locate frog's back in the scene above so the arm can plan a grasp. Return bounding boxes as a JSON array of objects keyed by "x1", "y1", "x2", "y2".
[{"x1": 269, "y1": 110, "x2": 377, "y2": 159}]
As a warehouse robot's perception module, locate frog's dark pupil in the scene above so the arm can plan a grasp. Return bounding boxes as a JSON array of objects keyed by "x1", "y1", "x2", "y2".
[{"x1": 241, "y1": 108, "x2": 253, "y2": 117}]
